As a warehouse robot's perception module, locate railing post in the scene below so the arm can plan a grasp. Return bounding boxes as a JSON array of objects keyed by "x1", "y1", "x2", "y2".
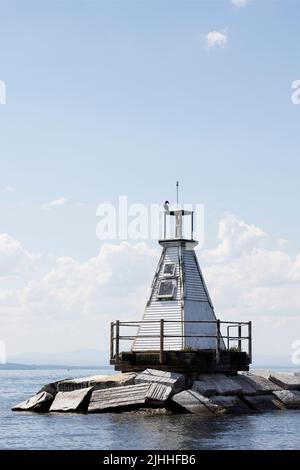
[
  {"x1": 238, "y1": 324, "x2": 242, "y2": 352},
  {"x1": 115, "y1": 320, "x2": 120, "y2": 364},
  {"x1": 248, "y1": 321, "x2": 252, "y2": 364},
  {"x1": 216, "y1": 319, "x2": 221, "y2": 364},
  {"x1": 160, "y1": 319, "x2": 164, "y2": 364},
  {"x1": 110, "y1": 322, "x2": 114, "y2": 361}
]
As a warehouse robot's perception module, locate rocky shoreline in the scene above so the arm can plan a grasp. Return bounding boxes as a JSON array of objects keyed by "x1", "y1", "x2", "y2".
[{"x1": 11, "y1": 369, "x2": 300, "y2": 415}]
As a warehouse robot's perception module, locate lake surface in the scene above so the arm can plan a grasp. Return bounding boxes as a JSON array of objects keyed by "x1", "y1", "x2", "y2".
[{"x1": 1, "y1": 368, "x2": 300, "y2": 450}]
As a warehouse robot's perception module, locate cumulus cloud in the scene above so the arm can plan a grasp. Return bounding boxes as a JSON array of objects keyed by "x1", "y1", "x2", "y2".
[
  {"x1": 231, "y1": 0, "x2": 251, "y2": 7},
  {"x1": 41, "y1": 197, "x2": 68, "y2": 210},
  {"x1": 0, "y1": 237, "x2": 158, "y2": 354},
  {"x1": 206, "y1": 31, "x2": 227, "y2": 48},
  {"x1": 201, "y1": 212, "x2": 266, "y2": 263},
  {"x1": 1, "y1": 213, "x2": 300, "y2": 358},
  {"x1": 41, "y1": 197, "x2": 85, "y2": 210},
  {"x1": 0, "y1": 233, "x2": 40, "y2": 279}
]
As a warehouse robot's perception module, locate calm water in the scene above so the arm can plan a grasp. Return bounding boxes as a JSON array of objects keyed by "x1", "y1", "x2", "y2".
[{"x1": 1, "y1": 368, "x2": 300, "y2": 450}]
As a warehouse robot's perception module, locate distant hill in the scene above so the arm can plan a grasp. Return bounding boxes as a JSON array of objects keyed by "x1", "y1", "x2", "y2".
[{"x1": 6, "y1": 349, "x2": 109, "y2": 368}]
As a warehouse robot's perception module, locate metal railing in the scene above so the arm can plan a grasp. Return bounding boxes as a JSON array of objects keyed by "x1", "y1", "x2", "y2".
[{"x1": 110, "y1": 319, "x2": 252, "y2": 365}]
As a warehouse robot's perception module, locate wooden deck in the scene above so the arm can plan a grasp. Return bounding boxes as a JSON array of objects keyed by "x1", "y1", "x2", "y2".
[{"x1": 110, "y1": 349, "x2": 250, "y2": 374}]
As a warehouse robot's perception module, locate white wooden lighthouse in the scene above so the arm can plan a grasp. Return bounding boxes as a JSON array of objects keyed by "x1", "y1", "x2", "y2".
[{"x1": 132, "y1": 201, "x2": 223, "y2": 352}]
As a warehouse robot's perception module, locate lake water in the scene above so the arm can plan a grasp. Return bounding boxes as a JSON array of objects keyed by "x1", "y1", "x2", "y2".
[{"x1": 1, "y1": 368, "x2": 300, "y2": 450}]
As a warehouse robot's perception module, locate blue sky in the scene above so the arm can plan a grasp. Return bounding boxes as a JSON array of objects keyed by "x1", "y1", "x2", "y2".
[
  {"x1": 1, "y1": 1, "x2": 300, "y2": 358},
  {"x1": 1, "y1": 0, "x2": 299, "y2": 257}
]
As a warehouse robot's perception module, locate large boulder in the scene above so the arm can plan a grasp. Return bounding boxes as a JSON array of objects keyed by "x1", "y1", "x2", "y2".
[
  {"x1": 57, "y1": 373, "x2": 136, "y2": 392},
  {"x1": 88, "y1": 383, "x2": 150, "y2": 413},
  {"x1": 135, "y1": 369, "x2": 185, "y2": 394},
  {"x1": 269, "y1": 373, "x2": 300, "y2": 390},
  {"x1": 273, "y1": 390, "x2": 300, "y2": 409},
  {"x1": 171, "y1": 390, "x2": 216, "y2": 415},
  {"x1": 192, "y1": 374, "x2": 242, "y2": 396},
  {"x1": 12, "y1": 391, "x2": 53, "y2": 412},
  {"x1": 50, "y1": 387, "x2": 93, "y2": 412}
]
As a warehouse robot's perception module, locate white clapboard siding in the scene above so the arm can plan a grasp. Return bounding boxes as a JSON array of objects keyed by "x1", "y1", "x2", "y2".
[
  {"x1": 132, "y1": 245, "x2": 183, "y2": 351},
  {"x1": 132, "y1": 240, "x2": 224, "y2": 352}
]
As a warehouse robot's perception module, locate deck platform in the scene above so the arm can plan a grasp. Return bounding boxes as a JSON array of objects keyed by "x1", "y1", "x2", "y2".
[{"x1": 110, "y1": 349, "x2": 250, "y2": 374}]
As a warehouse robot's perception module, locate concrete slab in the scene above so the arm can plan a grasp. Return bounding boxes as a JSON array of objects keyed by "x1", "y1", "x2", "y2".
[
  {"x1": 269, "y1": 373, "x2": 300, "y2": 390},
  {"x1": 208, "y1": 395, "x2": 251, "y2": 414},
  {"x1": 145, "y1": 383, "x2": 173, "y2": 405},
  {"x1": 50, "y1": 387, "x2": 93, "y2": 412},
  {"x1": 12, "y1": 391, "x2": 53, "y2": 412},
  {"x1": 243, "y1": 394, "x2": 285, "y2": 411},
  {"x1": 57, "y1": 373, "x2": 136, "y2": 392},
  {"x1": 230, "y1": 375, "x2": 258, "y2": 395},
  {"x1": 192, "y1": 374, "x2": 242, "y2": 396},
  {"x1": 273, "y1": 390, "x2": 300, "y2": 409},
  {"x1": 88, "y1": 383, "x2": 150, "y2": 413},
  {"x1": 171, "y1": 390, "x2": 215, "y2": 415},
  {"x1": 135, "y1": 369, "x2": 185, "y2": 394},
  {"x1": 240, "y1": 374, "x2": 282, "y2": 393}
]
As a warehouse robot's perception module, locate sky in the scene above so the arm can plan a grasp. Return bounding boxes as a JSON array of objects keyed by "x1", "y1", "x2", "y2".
[{"x1": 1, "y1": 0, "x2": 300, "y2": 362}]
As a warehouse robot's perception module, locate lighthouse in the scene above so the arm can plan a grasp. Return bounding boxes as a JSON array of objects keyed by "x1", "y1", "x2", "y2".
[
  {"x1": 132, "y1": 203, "x2": 223, "y2": 352},
  {"x1": 110, "y1": 196, "x2": 251, "y2": 374}
]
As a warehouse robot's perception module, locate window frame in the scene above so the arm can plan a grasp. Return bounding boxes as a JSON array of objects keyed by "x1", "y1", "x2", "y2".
[{"x1": 157, "y1": 279, "x2": 176, "y2": 299}]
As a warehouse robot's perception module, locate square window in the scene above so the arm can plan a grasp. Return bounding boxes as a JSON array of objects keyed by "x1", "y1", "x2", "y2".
[
  {"x1": 163, "y1": 263, "x2": 175, "y2": 276},
  {"x1": 157, "y1": 280, "x2": 176, "y2": 299}
]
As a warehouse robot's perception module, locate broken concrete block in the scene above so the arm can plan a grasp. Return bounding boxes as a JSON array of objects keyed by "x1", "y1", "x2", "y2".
[
  {"x1": 230, "y1": 374, "x2": 261, "y2": 395},
  {"x1": 192, "y1": 374, "x2": 242, "y2": 396},
  {"x1": 243, "y1": 394, "x2": 285, "y2": 411},
  {"x1": 171, "y1": 390, "x2": 214, "y2": 415},
  {"x1": 50, "y1": 387, "x2": 93, "y2": 412},
  {"x1": 240, "y1": 374, "x2": 282, "y2": 394},
  {"x1": 135, "y1": 369, "x2": 185, "y2": 394},
  {"x1": 88, "y1": 383, "x2": 150, "y2": 413},
  {"x1": 12, "y1": 391, "x2": 53, "y2": 412},
  {"x1": 145, "y1": 383, "x2": 173, "y2": 405},
  {"x1": 57, "y1": 373, "x2": 136, "y2": 392},
  {"x1": 269, "y1": 373, "x2": 300, "y2": 390},
  {"x1": 38, "y1": 381, "x2": 59, "y2": 396},
  {"x1": 208, "y1": 395, "x2": 251, "y2": 414},
  {"x1": 273, "y1": 390, "x2": 300, "y2": 409}
]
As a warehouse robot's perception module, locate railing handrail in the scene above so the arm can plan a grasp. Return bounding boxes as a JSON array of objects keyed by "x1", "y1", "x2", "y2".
[
  {"x1": 113, "y1": 320, "x2": 250, "y2": 325},
  {"x1": 110, "y1": 318, "x2": 252, "y2": 366}
]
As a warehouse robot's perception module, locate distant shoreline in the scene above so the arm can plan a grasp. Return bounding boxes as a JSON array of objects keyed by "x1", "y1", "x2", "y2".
[{"x1": 0, "y1": 363, "x2": 112, "y2": 370}]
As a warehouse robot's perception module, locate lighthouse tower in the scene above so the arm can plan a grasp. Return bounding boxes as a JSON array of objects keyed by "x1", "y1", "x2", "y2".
[{"x1": 132, "y1": 202, "x2": 223, "y2": 352}]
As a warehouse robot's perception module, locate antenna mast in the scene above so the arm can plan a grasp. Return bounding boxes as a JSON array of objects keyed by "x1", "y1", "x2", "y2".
[{"x1": 176, "y1": 181, "x2": 179, "y2": 207}]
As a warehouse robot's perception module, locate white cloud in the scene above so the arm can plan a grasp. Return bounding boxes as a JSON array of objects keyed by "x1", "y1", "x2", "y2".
[
  {"x1": 277, "y1": 238, "x2": 288, "y2": 247},
  {"x1": 41, "y1": 197, "x2": 68, "y2": 210},
  {"x1": 0, "y1": 233, "x2": 40, "y2": 279},
  {"x1": 2, "y1": 185, "x2": 15, "y2": 192},
  {"x1": 231, "y1": 0, "x2": 251, "y2": 7},
  {"x1": 201, "y1": 212, "x2": 266, "y2": 263},
  {"x1": 1, "y1": 213, "x2": 300, "y2": 359},
  {"x1": 206, "y1": 31, "x2": 227, "y2": 48},
  {"x1": 41, "y1": 197, "x2": 86, "y2": 210}
]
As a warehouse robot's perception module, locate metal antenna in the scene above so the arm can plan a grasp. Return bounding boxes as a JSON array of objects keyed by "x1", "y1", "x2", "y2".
[{"x1": 176, "y1": 181, "x2": 179, "y2": 207}]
